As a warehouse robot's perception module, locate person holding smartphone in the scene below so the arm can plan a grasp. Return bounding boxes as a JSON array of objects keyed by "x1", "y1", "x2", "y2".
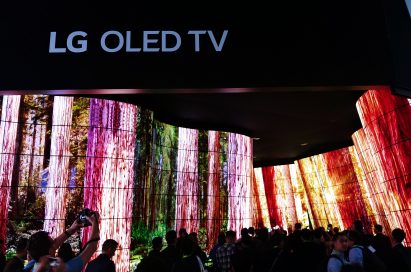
[{"x1": 27, "y1": 211, "x2": 100, "y2": 272}]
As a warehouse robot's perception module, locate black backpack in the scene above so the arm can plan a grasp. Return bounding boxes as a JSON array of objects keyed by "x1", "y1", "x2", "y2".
[{"x1": 351, "y1": 245, "x2": 387, "y2": 272}]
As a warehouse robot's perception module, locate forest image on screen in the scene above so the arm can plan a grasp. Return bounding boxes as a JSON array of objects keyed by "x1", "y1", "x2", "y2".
[
  {"x1": 0, "y1": 95, "x2": 253, "y2": 271},
  {"x1": 0, "y1": 89, "x2": 410, "y2": 272}
]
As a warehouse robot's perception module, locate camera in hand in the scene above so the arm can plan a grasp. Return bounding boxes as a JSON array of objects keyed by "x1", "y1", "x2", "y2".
[
  {"x1": 77, "y1": 208, "x2": 95, "y2": 227},
  {"x1": 48, "y1": 257, "x2": 60, "y2": 268}
]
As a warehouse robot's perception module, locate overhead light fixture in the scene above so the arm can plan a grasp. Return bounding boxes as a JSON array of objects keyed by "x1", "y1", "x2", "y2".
[
  {"x1": 300, "y1": 143, "x2": 309, "y2": 146},
  {"x1": 253, "y1": 137, "x2": 260, "y2": 141}
]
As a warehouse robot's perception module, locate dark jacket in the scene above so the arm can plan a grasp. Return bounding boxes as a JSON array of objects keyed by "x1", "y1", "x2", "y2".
[
  {"x1": 3, "y1": 256, "x2": 24, "y2": 272},
  {"x1": 135, "y1": 250, "x2": 167, "y2": 272},
  {"x1": 85, "y1": 253, "x2": 115, "y2": 272}
]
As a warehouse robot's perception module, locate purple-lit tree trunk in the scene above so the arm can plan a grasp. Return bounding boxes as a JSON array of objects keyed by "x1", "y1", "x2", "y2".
[
  {"x1": 175, "y1": 127, "x2": 199, "y2": 233},
  {"x1": 227, "y1": 133, "x2": 253, "y2": 237},
  {"x1": 206, "y1": 131, "x2": 220, "y2": 250},
  {"x1": 82, "y1": 99, "x2": 137, "y2": 272},
  {"x1": 44, "y1": 97, "x2": 74, "y2": 238},
  {"x1": 0, "y1": 96, "x2": 21, "y2": 252}
]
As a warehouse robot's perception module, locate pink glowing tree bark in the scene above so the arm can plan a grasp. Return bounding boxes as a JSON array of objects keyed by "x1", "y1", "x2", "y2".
[
  {"x1": 252, "y1": 168, "x2": 271, "y2": 229},
  {"x1": 44, "y1": 97, "x2": 74, "y2": 238},
  {"x1": 0, "y1": 96, "x2": 21, "y2": 252},
  {"x1": 227, "y1": 133, "x2": 253, "y2": 237},
  {"x1": 206, "y1": 131, "x2": 220, "y2": 250},
  {"x1": 175, "y1": 127, "x2": 199, "y2": 233},
  {"x1": 82, "y1": 99, "x2": 137, "y2": 272}
]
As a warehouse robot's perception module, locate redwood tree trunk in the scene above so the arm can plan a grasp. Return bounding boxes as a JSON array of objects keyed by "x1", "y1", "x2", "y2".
[
  {"x1": 206, "y1": 131, "x2": 220, "y2": 250},
  {"x1": 227, "y1": 133, "x2": 252, "y2": 237},
  {"x1": 82, "y1": 99, "x2": 137, "y2": 272},
  {"x1": 44, "y1": 97, "x2": 74, "y2": 238},
  {"x1": 0, "y1": 96, "x2": 21, "y2": 252},
  {"x1": 175, "y1": 127, "x2": 199, "y2": 233}
]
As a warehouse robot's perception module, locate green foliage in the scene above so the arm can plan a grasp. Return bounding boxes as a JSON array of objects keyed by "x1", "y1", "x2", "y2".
[
  {"x1": 5, "y1": 248, "x2": 16, "y2": 261},
  {"x1": 131, "y1": 221, "x2": 167, "y2": 247}
]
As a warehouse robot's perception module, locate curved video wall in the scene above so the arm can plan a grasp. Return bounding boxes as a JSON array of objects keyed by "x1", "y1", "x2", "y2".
[
  {"x1": 254, "y1": 89, "x2": 411, "y2": 245},
  {"x1": 0, "y1": 95, "x2": 253, "y2": 272}
]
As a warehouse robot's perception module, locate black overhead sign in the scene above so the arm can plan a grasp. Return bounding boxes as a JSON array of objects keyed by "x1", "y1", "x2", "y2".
[{"x1": 0, "y1": 1, "x2": 393, "y2": 90}]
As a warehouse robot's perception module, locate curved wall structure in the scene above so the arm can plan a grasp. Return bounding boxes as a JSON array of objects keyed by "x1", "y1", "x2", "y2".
[{"x1": 254, "y1": 90, "x2": 411, "y2": 245}]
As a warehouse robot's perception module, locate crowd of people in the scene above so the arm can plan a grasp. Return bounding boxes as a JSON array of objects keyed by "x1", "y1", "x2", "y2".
[
  {"x1": 1, "y1": 216, "x2": 411, "y2": 272},
  {"x1": 135, "y1": 221, "x2": 411, "y2": 272}
]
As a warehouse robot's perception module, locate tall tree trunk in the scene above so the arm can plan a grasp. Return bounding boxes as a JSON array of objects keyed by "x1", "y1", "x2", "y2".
[
  {"x1": 206, "y1": 131, "x2": 220, "y2": 250},
  {"x1": 44, "y1": 97, "x2": 74, "y2": 238},
  {"x1": 252, "y1": 168, "x2": 271, "y2": 229},
  {"x1": 273, "y1": 165, "x2": 298, "y2": 229},
  {"x1": 227, "y1": 133, "x2": 252, "y2": 237},
  {"x1": 175, "y1": 127, "x2": 199, "y2": 233},
  {"x1": 0, "y1": 96, "x2": 21, "y2": 252},
  {"x1": 262, "y1": 166, "x2": 281, "y2": 228},
  {"x1": 83, "y1": 99, "x2": 137, "y2": 272}
]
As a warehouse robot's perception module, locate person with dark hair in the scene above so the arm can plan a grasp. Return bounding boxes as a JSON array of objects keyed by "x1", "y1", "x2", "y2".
[
  {"x1": 57, "y1": 243, "x2": 75, "y2": 263},
  {"x1": 29, "y1": 213, "x2": 100, "y2": 272},
  {"x1": 292, "y1": 228, "x2": 326, "y2": 272},
  {"x1": 371, "y1": 224, "x2": 391, "y2": 266},
  {"x1": 216, "y1": 230, "x2": 236, "y2": 272},
  {"x1": 248, "y1": 227, "x2": 255, "y2": 238},
  {"x1": 172, "y1": 237, "x2": 204, "y2": 272},
  {"x1": 209, "y1": 232, "x2": 226, "y2": 271},
  {"x1": 327, "y1": 232, "x2": 350, "y2": 272},
  {"x1": 347, "y1": 231, "x2": 364, "y2": 268},
  {"x1": 3, "y1": 237, "x2": 28, "y2": 272},
  {"x1": 188, "y1": 232, "x2": 207, "y2": 265},
  {"x1": 135, "y1": 237, "x2": 166, "y2": 272},
  {"x1": 0, "y1": 239, "x2": 6, "y2": 272},
  {"x1": 85, "y1": 239, "x2": 118, "y2": 272},
  {"x1": 389, "y1": 228, "x2": 411, "y2": 271},
  {"x1": 161, "y1": 230, "x2": 180, "y2": 272}
]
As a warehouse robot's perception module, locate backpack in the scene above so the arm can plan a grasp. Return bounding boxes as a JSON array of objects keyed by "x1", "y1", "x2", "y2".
[{"x1": 351, "y1": 245, "x2": 387, "y2": 272}]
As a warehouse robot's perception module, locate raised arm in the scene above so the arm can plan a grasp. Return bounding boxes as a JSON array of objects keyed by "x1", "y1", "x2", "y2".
[
  {"x1": 78, "y1": 212, "x2": 100, "y2": 265},
  {"x1": 51, "y1": 220, "x2": 84, "y2": 254}
]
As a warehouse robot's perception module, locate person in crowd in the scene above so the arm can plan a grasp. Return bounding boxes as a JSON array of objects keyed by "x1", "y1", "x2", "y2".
[
  {"x1": 293, "y1": 228, "x2": 327, "y2": 272},
  {"x1": 347, "y1": 231, "x2": 364, "y2": 268},
  {"x1": 85, "y1": 239, "x2": 118, "y2": 272},
  {"x1": 209, "y1": 232, "x2": 226, "y2": 272},
  {"x1": 327, "y1": 224, "x2": 334, "y2": 235},
  {"x1": 176, "y1": 228, "x2": 188, "y2": 256},
  {"x1": 57, "y1": 243, "x2": 75, "y2": 263},
  {"x1": 3, "y1": 237, "x2": 28, "y2": 272},
  {"x1": 248, "y1": 227, "x2": 255, "y2": 238},
  {"x1": 161, "y1": 230, "x2": 181, "y2": 272},
  {"x1": 135, "y1": 237, "x2": 166, "y2": 272},
  {"x1": 389, "y1": 228, "x2": 411, "y2": 271},
  {"x1": 28, "y1": 212, "x2": 100, "y2": 272},
  {"x1": 0, "y1": 239, "x2": 6, "y2": 272},
  {"x1": 172, "y1": 237, "x2": 204, "y2": 272},
  {"x1": 216, "y1": 230, "x2": 236, "y2": 272},
  {"x1": 327, "y1": 232, "x2": 350, "y2": 272},
  {"x1": 188, "y1": 232, "x2": 207, "y2": 265},
  {"x1": 288, "y1": 223, "x2": 303, "y2": 253},
  {"x1": 236, "y1": 228, "x2": 250, "y2": 244},
  {"x1": 371, "y1": 224, "x2": 391, "y2": 266}
]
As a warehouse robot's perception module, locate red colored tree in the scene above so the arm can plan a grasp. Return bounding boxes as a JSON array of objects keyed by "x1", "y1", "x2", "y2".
[{"x1": 82, "y1": 99, "x2": 137, "y2": 272}]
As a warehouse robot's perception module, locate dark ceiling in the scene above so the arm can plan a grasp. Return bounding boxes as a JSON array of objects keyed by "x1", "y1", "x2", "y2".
[{"x1": 93, "y1": 89, "x2": 367, "y2": 167}]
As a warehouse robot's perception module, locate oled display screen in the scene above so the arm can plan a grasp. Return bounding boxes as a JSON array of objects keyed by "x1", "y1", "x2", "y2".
[
  {"x1": 0, "y1": 95, "x2": 253, "y2": 271},
  {"x1": 253, "y1": 90, "x2": 411, "y2": 246}
]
